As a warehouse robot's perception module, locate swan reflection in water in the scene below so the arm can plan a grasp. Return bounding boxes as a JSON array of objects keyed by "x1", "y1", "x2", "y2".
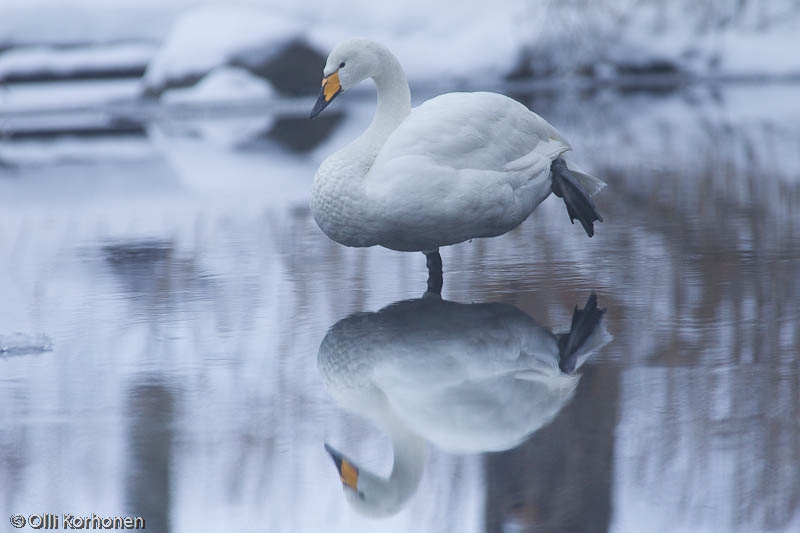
[{"x1": 317, "y1": 293, "x2": 612, "y2": 517}]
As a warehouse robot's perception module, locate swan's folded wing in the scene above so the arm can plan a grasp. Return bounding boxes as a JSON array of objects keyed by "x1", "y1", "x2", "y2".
[
  {"x1": 371, "y1": 91, "x2": 569, "y2": 175},
  {"x1": 364, "y1": 92, "x2": 572, "y2": 248}
]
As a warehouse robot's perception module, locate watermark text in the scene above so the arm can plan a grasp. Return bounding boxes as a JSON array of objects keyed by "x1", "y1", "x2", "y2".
[{"x1": 10, "y1": 513, "x2": 145, "y2": 530}]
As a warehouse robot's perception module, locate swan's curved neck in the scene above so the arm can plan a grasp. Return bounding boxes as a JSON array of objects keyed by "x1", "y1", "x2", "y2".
[
  {"x1": 337, "y1": 383, "x2": 426, "y2": 513},
  {"x1": 309, "y1": 44, "x2": 410, "y2": 247},
  {"x1": 371, "y1": 419, "x2": 426, "y2": 512},
  {"x1": 362, "y1": 47, "x2": 411, "y2": 149}
]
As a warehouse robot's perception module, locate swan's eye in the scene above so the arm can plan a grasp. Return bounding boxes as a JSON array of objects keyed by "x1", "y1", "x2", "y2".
[
  {"x1": 339, "y1": 62, "x2": 346, "y2": 69},
  {"x1": 357, "y1": 491, "x2": 365, "y2": 500}
]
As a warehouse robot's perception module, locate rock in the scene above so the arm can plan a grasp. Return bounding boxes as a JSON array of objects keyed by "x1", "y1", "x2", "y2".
[
  {"x1": 142, "y1": 6, "x2": 325, "y2": 98},
  {"x1": 230, "y1": 39, "x2": 324, "y2": 96}
]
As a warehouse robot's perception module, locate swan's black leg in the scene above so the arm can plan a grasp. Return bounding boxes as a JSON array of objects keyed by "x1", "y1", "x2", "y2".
[
  {"x1": 551, "y1": 158, "x2": 603, "y2": 237},
  {"x1": 424, "y1": 251, "x2": 443, "y2": 295}
]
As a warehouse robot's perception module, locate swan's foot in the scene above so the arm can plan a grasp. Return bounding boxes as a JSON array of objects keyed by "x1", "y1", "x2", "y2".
[
  {"x1": 424, "y1": 250, "x2": 443, "y2": 296},
  {"x1": 557, "y1": 293, "x2": 606, "y2": 374},
  {"x1": 551, "y1": 158, "x2": 603, "y2": 237}
]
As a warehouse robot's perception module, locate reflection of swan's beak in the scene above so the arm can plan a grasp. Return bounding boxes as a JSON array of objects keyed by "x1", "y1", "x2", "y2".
[{"x1": 324, "y1": 442, "x2": 359, "y2": 491}]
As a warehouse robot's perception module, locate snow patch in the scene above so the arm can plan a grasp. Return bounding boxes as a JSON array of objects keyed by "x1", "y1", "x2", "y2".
[{"x1": 160, "y1": 66, "x2": 275, "y2": 105}]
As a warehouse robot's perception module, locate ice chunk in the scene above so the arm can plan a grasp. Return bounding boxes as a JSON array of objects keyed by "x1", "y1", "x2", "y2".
[{"x1": 0, "y1": 333, "x2": 54, "y2": 355}]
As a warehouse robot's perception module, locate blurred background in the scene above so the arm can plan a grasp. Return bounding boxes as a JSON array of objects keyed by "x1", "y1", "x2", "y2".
[{"x1": 1, "y1": 1, "x2": 799, "y2": 532}]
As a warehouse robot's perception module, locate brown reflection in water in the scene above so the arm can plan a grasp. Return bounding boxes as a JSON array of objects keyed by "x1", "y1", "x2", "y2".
[
  {"x1": 472, "y1": 97, "x2": 800, "y2": 529},
  {"x1": 0, "y1": 413, "x2": 27, "y2": 514},
  {"x1": 484, "y1": 359, "x2": 619, "y2": 533},
  {"x1": 125, "y1": 381, "x2": 174, "y2": 533}
]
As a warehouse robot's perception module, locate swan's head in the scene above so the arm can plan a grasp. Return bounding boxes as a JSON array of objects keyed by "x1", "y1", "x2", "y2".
[
  {"x1": 324, "y1": 442, "x2": 411, "y2": 518},
  {"x1": 310, "y1": 38, "x2": 383, "y2": 119}
]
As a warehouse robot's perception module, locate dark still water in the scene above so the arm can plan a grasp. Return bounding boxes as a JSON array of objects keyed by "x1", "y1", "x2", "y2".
[{"x1": 1, "y1": 83, "x2": 799, "y2": 532}]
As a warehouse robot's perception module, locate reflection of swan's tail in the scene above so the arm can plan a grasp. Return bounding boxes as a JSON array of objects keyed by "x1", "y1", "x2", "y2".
[
  {"x1": 557, "y1": 293, "x2": 606, "y2": 374},
  {"x1": 551, "y1": 158, "x2": 604, "y2": 237}
]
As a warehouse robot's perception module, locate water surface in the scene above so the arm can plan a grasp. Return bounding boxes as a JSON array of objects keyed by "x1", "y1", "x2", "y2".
[{"x1": 1, "y1": 83, "x2": 799, "y2": 532}]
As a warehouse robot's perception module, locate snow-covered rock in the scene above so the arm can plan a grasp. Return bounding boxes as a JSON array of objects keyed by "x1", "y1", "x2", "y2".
[{"x1": 142, "y1": 5, "x2": 324, "y2": 97}]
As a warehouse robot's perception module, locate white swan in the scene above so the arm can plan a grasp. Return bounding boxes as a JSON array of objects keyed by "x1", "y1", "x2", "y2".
[
  {"x1": 309, "y1": 38, "x2": 605, "y2": 281},
  {"x1": 318, "y1": 294, "x2": 611, "y2": 517}
]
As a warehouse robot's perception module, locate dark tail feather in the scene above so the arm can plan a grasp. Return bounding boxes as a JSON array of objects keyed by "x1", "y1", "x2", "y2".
[
  {"x1": 551, "y1": 158, "x2": 603, "y2": 237},
  {"x1": 557, "y1": 293, "x2": 606, "y2": 374}
]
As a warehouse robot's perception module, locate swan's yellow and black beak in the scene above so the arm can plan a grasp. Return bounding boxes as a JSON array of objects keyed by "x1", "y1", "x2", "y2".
[
  {"x1": 324, "y1": 442, "x2": 359, "y2": 491},
  {"x1": 310, "y1": 71, "x2": 342, "y2": 119}
]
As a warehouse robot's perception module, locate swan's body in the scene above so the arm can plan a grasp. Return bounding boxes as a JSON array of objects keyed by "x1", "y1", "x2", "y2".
[
  {"x1": 319, "y1": 295, "x2": 611, "y2": 517},
  {"x1": 313, "y1": 92, "x2": 569, "y2": 251},
  {"x1": 310, "y1": 39, "x2": 604, "y2": 255},
  {"x1": 321, "y1": 299, "x2": 586, "y2": 452}
]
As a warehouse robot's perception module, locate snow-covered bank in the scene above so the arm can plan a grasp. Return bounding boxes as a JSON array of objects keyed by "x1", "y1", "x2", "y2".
[
  {"x1": 515, "y1": 0, "x2": 800, "y2": 79},
  {"x1": 2, "y1": 1, "x2": 799, "y2": 98},
  {"x1": 0, "y1": 43, "x2": 154, "y2": 83}
]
